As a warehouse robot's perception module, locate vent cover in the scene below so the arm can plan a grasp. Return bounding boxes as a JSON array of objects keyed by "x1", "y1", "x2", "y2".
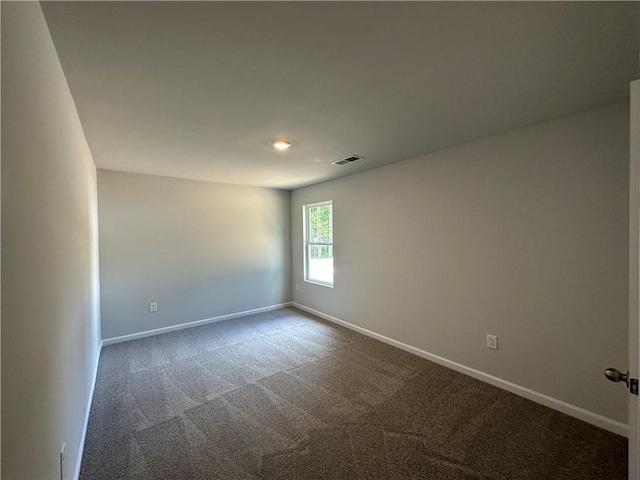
[{"x1": 332, "y1": 154, "x2": 364, "y2": 166}]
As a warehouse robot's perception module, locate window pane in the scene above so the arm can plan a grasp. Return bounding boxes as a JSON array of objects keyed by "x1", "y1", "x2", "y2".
[
  {"x1": 309, "y1": 206, "x2": 319, "y2": 242},
  {"x1": 308, "y1": 205, "x2": 332, "y2": 243},
  {"x1": 308, "y1": 245, "x2": 333, "y2": 284}
]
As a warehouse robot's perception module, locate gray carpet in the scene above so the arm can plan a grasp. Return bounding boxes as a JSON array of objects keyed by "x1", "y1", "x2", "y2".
[{"x1": 80, "y1": 307, "x2": 627, "y2": 479}]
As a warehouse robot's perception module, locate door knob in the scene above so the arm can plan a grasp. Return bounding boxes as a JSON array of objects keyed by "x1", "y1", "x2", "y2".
[{"x1": 604, "y1": 368, "x2": 629, "y2": 387}]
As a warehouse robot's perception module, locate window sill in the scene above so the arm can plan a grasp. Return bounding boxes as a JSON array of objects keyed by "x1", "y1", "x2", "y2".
[{"x1": 304, "y1": 279, "x2": 334, "y2": 288}]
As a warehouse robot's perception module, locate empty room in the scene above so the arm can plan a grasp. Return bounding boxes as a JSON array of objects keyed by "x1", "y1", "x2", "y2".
[{"x1": 2, "y1": 1, "x2": 639, "y2": 479}]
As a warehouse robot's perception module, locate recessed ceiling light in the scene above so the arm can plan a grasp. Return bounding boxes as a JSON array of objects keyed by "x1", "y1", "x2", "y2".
[{"x1": 272, "y1": 139, "x2": 291, "y2": 150}]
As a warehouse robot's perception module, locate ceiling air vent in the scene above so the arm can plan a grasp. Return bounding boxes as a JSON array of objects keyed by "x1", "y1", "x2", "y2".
[{"x1": 332, "y1": 154, "x2": 364, "y2": 166}]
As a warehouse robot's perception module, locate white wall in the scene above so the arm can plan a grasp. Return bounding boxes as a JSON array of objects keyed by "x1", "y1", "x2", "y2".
[
  {"x1": 98, "y1": 170, "x2": 291, "y2": 340},
  {"x1": 1, "y1": 3, "x2": 102, "y2": 479},
  {"x1": 292, "y1": 102, "x2": 629, "y2": 426}
]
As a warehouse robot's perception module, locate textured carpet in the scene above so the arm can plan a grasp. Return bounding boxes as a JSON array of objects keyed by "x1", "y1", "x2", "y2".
[{"x1": 80, "y1": 307, "x2": 627, "y2": 479}]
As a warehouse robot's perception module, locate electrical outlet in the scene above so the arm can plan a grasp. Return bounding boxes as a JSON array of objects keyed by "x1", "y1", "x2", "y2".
[
  {"x1": 149, "y1": 302, "x2": 158, "y2": 313},
  {"x1": 296, "y1": 283, "x2": 299, "y2": 291},
  {"x1": 60, "y1": 442, "x2": 65, "y2": 480},
  {"x1": 487, "y1": 334, "x2": 498, "y2": 350}
]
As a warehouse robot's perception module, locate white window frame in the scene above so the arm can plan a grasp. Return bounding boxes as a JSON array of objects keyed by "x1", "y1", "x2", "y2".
[{"x1": 303, "y1": 200, "x2": 334, "y2": 287}]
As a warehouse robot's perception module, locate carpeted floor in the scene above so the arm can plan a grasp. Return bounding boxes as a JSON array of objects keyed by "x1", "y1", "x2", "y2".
[{"x1": 80, "y1": 307, "x2": 627, "y2": 479}]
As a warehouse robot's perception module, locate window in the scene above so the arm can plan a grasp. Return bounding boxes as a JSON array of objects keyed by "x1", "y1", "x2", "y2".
[{"x1": 304, "y1": 201, "x2": 333, "y2": 286}]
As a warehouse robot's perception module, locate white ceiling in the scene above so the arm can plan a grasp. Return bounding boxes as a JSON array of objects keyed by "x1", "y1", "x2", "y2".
[{"x1": 42, "y1": 1, "x2": 639, "y2": 190}]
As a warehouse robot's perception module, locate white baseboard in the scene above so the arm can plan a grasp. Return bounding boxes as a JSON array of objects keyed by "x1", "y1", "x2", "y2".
[
  {"x1": 292, "y1": 302, "x2": 629, "y2": 438},
  {"x1": 73, "y1": 339, "x2": 103, "y2": 480},
  {"x1": 102, "y1": 302, "x2": 293, "y2": 346}
]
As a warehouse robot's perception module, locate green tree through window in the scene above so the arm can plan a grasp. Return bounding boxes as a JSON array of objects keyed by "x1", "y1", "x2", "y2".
[{"x1": 305, "y1": 201, "x2": 333, "y2": 285}]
